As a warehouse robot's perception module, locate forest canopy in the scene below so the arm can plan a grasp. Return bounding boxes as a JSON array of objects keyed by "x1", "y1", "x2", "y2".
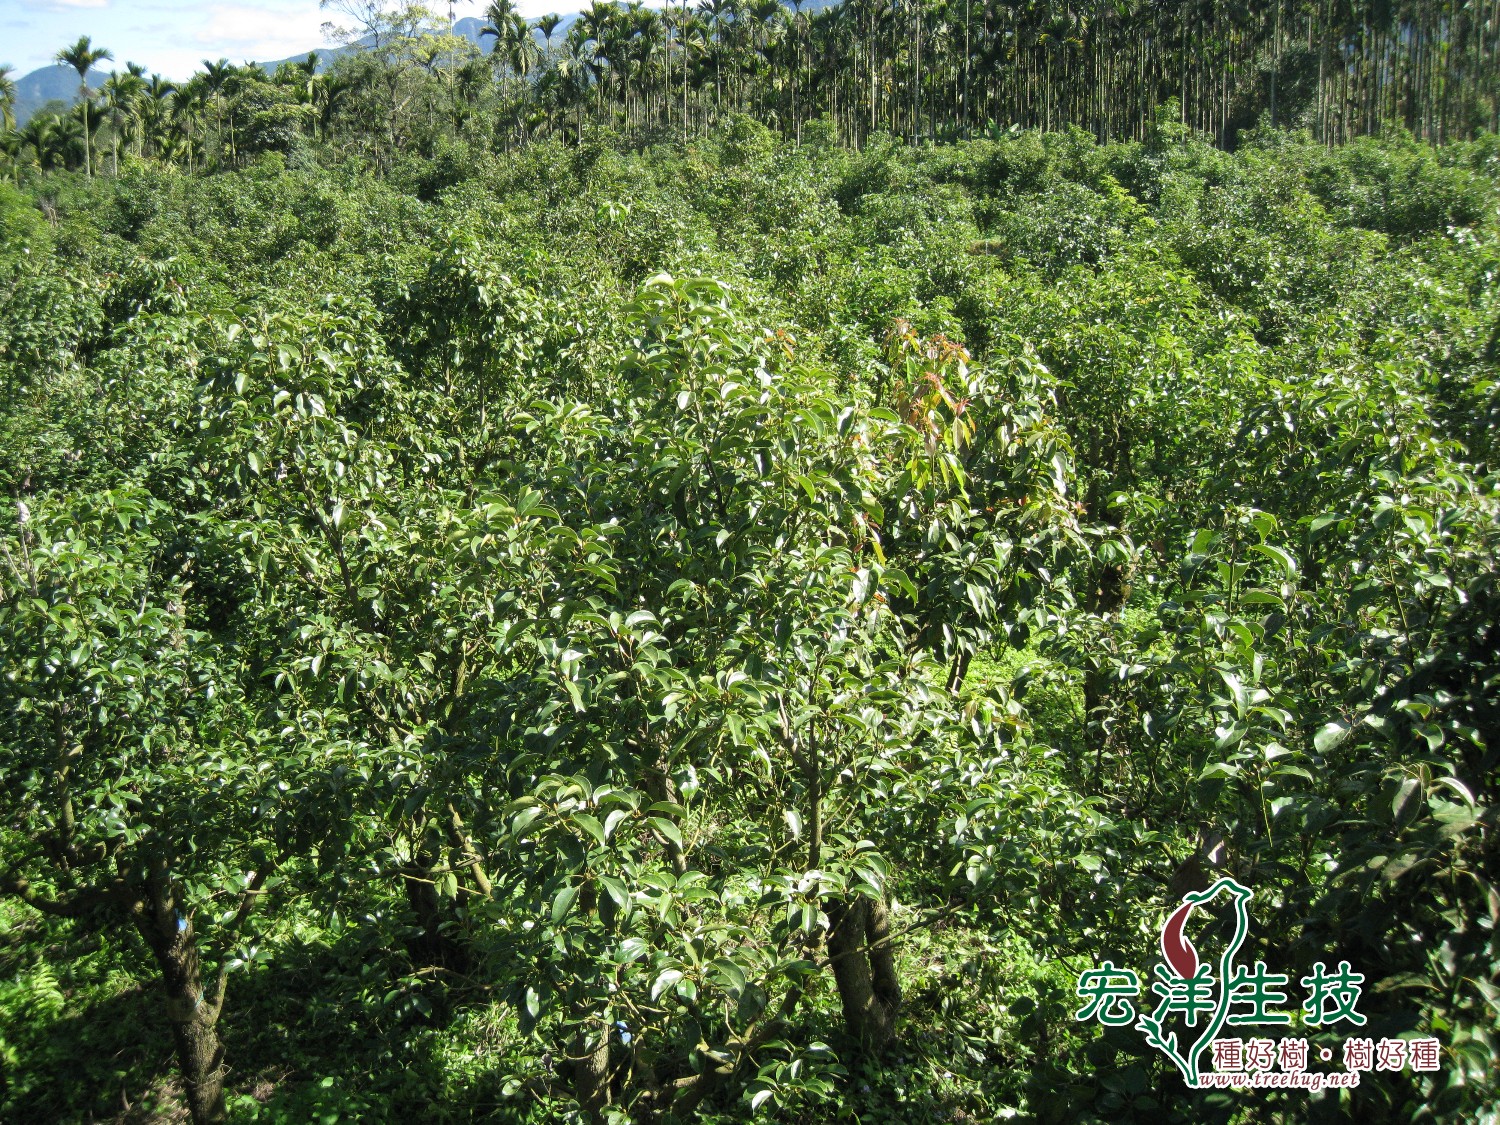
[{"x1": 2, "y1": 0, "x2": 1498, "y2": 178}]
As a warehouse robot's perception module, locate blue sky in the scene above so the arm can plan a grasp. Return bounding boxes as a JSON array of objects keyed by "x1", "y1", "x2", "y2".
[{"x1": 0, "y1": 0, "x2": 574, "y2": 81}]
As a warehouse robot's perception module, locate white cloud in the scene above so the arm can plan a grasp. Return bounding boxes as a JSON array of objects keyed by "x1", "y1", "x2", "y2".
[
  {"x1": 43, "y1": 0, "x2": 112, "y2": 10},
  {"x1": 190, "y1": 2, "x2": 329, "y2": 58},
  {"x1": 95, "y1": 2, "x2": 332, "y2": 78}
]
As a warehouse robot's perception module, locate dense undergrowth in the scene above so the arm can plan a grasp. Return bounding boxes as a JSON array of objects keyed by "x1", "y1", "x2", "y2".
[{"x1": 1, "y1": 118, "x2": 1497, "y2": 1124}]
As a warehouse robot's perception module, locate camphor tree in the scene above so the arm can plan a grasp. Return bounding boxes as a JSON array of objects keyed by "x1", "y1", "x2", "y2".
[
  {"x1": 461, "y1": 272, "x2": 913, "y2": 1114},
  {"x1": 187, "y1": 290, "x2": 585, "y2": 977},
  {"x1": 406, "y1": 269, "x2": 1096, "y2": 1116},
  {"x1": 0, "y1": 488, "x2": 303, "y2": 1125}
]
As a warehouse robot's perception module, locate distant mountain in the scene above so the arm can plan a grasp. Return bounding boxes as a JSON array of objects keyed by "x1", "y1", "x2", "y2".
[
  {"x1": 259, "y1": 15, "x2": 583, "y2": 75},
  {"x1": 259, "y1": 0, "x2": 839, "y2": 74},
  {"x1": 12, "y1": 64, "x2": 109, "y2": 128},
  {"x1": 258, "y1": 44, "x2": 358, "y2": 77}
]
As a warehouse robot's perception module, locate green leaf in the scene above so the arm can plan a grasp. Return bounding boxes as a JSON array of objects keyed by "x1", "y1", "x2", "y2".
[
  {"x1": 614, "y1": 936, "x2": 649, "y2": 963},
  {"x1": 1392, "y1": 777, "x2": 1422, "y2": 821},
  {"x1": 573, "y1": 812, "x2": 606, "y2": 848},
  {"x1": 512, "y1": 806, "x2": 544, "y2": 835},
  {"x1": 598, "y1": 875, "x2": 628, "y2": 907},
  {"x1": 651, "y1": 969, "x2": 683, "y2": 1001},
  {"x1": 551, "y1": 883, "x2": 579, "y2": 924},
  {"x1": 710, "y1": 958, "x2": 748, "y2": 993},
  {"x1": 1314, "y1": 721, "x2": 1351, "y2": 753},
  {"x1": 1249, "y1": 542, "x2": 1298, "y2": 578},
  {"x1": 1433, "y1": 777, "x2": 1475, "y2": 806},
  {"x1": 650, "y1": 817, "x2": 684, "y2": 849}
]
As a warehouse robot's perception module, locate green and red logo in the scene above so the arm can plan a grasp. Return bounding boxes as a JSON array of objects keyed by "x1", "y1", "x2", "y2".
[{"x1": 1074, "y1": 877, "x2": 1442, "y2": 1090}]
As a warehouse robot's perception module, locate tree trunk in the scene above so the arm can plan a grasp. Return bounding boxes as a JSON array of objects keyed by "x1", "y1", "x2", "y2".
[
  {"x1": 826, "y1": 894, "x2": 900, "y2": 1051},
  {"x1": 133, "y1": 867, "x2": 229, "y2": 1125},
  {"x1": 1084, "y1": 557, "x2": 1130, "y2": 789},
  {"x1": 945, "y1": 648, "x2": 972, "y2": 695},
  {"x1": 641, "y1": 756, "x2": 689, "y2": 877},
  {"x1": 444, "y1": 802, "x2": 494, "y2": 897},
  {"x1": 571, "y1": 1020, "x2": 612, "y2": 1116},
  {"x1": 403, "y1": 850, "x2": 471, "y2": 973},
  {"x1": 1083, "y1": 661, "x2": 1111, "y2": 790}
]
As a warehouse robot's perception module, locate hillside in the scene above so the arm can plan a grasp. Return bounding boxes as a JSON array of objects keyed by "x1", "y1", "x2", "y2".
[
  {"x1": 261, "y1": 16, "x2": 533, "y2": 73},
  {"x1": 11, "y1": 64, "x2": 108, "y2": 127}
]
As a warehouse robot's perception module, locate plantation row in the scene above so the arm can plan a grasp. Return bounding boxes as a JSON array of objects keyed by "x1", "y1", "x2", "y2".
[{"x1": 0, "y1": 121, "x2": 1497, "y2": 1123}]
